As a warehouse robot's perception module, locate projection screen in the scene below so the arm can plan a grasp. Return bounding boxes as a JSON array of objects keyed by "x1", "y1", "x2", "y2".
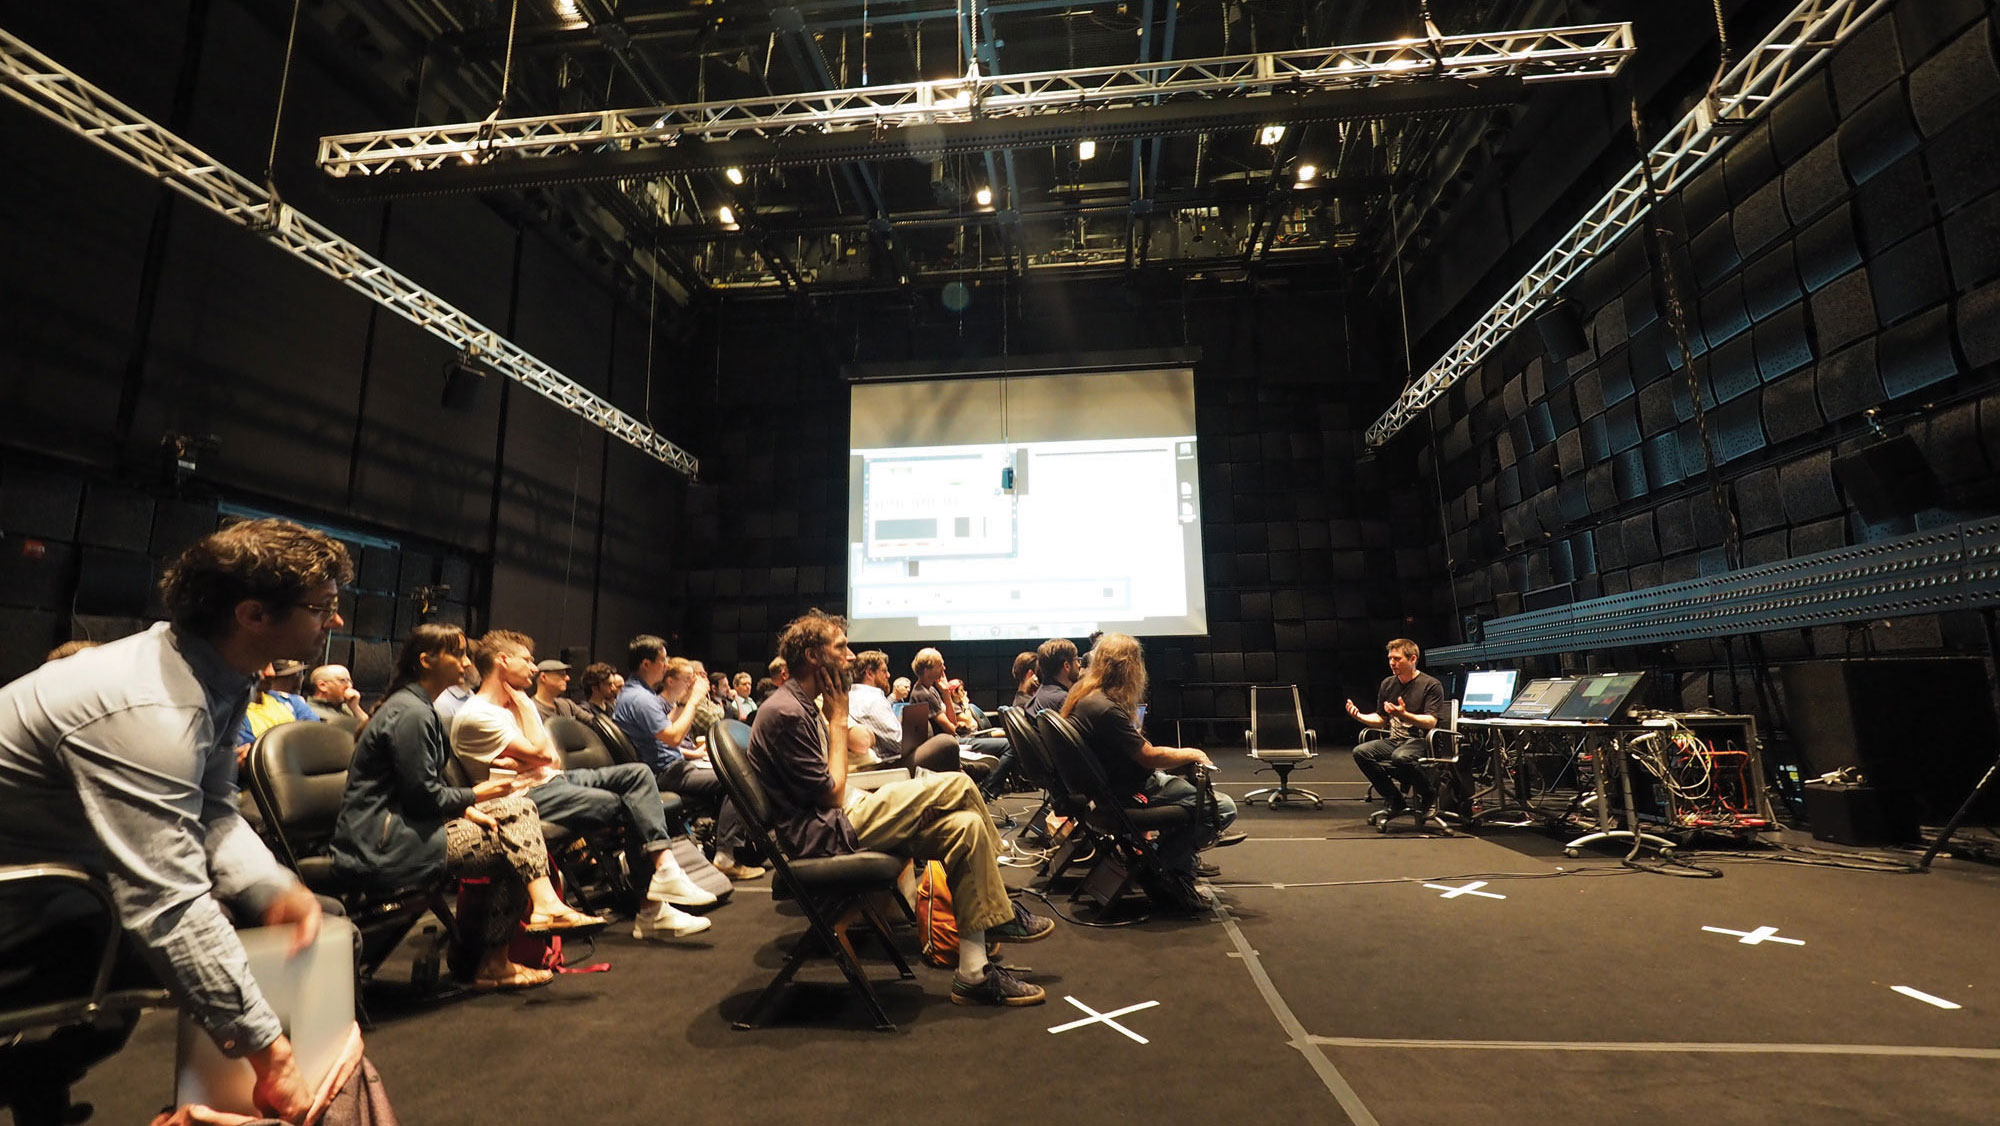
[{"x1": 847, "y1": 367, "x2": 1207, "y2": 643}]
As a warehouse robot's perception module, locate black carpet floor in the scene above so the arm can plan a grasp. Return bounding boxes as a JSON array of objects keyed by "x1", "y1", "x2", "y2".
[{"x1": 71, "y1": 750, "x2": 2000, "y2": 1125}]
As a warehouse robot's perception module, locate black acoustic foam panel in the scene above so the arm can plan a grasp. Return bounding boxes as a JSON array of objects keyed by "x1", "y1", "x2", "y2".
[
  {"x1": 1735, "y1": 466, "x2": 1787, "y2": 534},
  {"x1": 1682, "y1": 166, "x2": 1731, "y2": 234},
  {"x1": 1895, "y1": 0, "x2": 1988, "y2": 71},
  {"x1": 1585, "y1": 462, "x2": 1618, "y2": 512},
  {"x1": 1581, "y1": 415, "x2": 1612, "y2": 463},
  {"x1": 0, "y1": 467, "x2": 82, "y2": 539},
  {"x1": 1743, "y1": 529, "x2": 1791, "y2": 567},
  {"x1": 1755, "y1": 303, "x2": 1815, "y2": 382},
  {"x1": 1783, "y1": 135, "x2": 1847, "y2": 224},
  {"x1": 1919, "y1": 399, "x2": 1989, "y2": 485},
  {"x1": 150, "y1": 499, "x2": 217, "y2": 559},
  {"x1": 1743, "y1": 242, "x2": 1804, "y2": 322},
  {"x1": 1854, "y1": 152, "x2": 1930, "y2": 258},
  {"x1": 1734, "y1": 177, "x2": 1790, "y2": 261},
  {"x1": 1692, "y1": 216, "x2": 1742, "y2": 288},
  {"x1": 1701, "y1": 277, "x2": 1752, "y2": 348},
  {"x1": 1644, "y1": 431, "x2": 1685, "y2": 489},
  {"x1": 1817, "y1": 338, "x2": 1887, "y2": 421},
  {"x1": 1943, "y1": 189, "x2": 2000, "y2": 290},
  {"x1": 1796, "y1": 205, "x2": 1864, "y2": 291},
  {"x1": 1791, "y1": 516, "x2": 1849, "y2": 556},
  {"x1": 1639, "y1": 380, "x2": 1679, "y2": 437},
  {"x1": 1771, "y1": 71, "x2": 1837, "y2": 163},
  {"x1": 1605, "y1": 400, "x2": 1642, "y2": 452},
  {"x1": 1811, "y1": 267, "x2": 1877, "y2": 353},
  {"x1": 1954, "y1": 278, "x2": 2000, "y2": 366},
  {"x1": 74, "y1": 549, "x2": 151, "y2": 618},
  {"x1": 78, "y1": 486, "x2": 155, "y2": 553},
  {"x1": 1929, "y1": 106, "x2": 2000, "y2": 214},
  {"x1": 1710, "y1": 333, "x2": 1760, "y2": 403},
  {"x1": 1831, "y1": 15, "x2": 1903, "y2": 116},
  {"x1": 1656, "y1": 498, "x2": 1697, "y2": 556},
  {"x1": 1839, "y1": 83, "x2": 1922, "y2": 186},
  {"x1": 1780, "y1": 450, "x2": 1844, "y2": 523},
  {"x1": 1763, "y1": 365, "x2": 1825, "y2": 445},
  {"x1": 1724, "y1": 121, "x2": 1780, "y2": 202},
  {"x1": 1711, "y1": 395, "x2": 1767, "y2": 463},
  {"x1": 1621, "y1": 512, "x2": 1660, "y2": 565},
  {"x1": 1613, "y1": 446, "x2": 1648, "y2": 502},
  {"x1": 1870, "y1": 230, "x2": 1950, "y2": 326},
  {"x1": 1877, "y1": 305, "x2": 1958, "y2": 398},
  {"x1": 1834, "y1": 434, "x2": 1940, "y2": 521},
  {"x1": 1677, "y1": 420, "x2": 1711, "y2": 482}
]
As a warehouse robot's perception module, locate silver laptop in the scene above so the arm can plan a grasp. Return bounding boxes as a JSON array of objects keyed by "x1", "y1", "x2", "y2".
[{"x1": 175, "y1": 915, "x2": 356, "y2": 1114}]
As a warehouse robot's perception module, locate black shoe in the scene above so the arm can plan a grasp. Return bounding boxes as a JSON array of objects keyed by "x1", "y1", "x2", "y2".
[
  {"x1": 951, "y1": 963, "x2": 1047, "y2": 1007},
  {"x1": 1195, "y1": 860, "x2": 1220, "y2": 878},
  {"x1": 1206, "y1": 830, "x2": 1248, "y2": 849},
  {"x1": 988, "y1": 900, "x2": 1057, "y2": 944}
]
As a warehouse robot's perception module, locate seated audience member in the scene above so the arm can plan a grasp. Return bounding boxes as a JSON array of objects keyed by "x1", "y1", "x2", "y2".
[
  {"x1": 575, "y1": 662, "x2": 625, "y2": 720},
  {"x1": 531, "y1": 658, "x2": 585, "y2": 722},
  {"x1": 44, "y1": 639, "x2": 100, "y2": 662},
  {"x1": 451, "y1": 630, "x2": 716, "y2": 940},
  {"x1": 891, "y1": 676, "x2": 912, "y2": 704},
  {"x1": 433, "y1": 661, "x2": 479, "y2": 729},
  {"x1": 1027, "y1": 638, "x2": 1079, "y2": 716},
  {"x1": 236, "y1": 659, "x2": 320, "y2": 754},
  {"x1": 908, "y1": 649, "x2": 1008, "y2": 784},
  {"x1": 689, "y1": 660, "x2": 727, "y2": 739},
  {"x1": 613, "y1": 638, "x2": 765, "y2": 882},
  {"x1": 752, "y1": 676, "x2": 780, "y2": 705},
  {"x1": 768, "y1": 656, "x2": 789, "y2": 686},
  {"x1": 846, "y1": 651, "x2": 905, "y2": 766},
  {"x1": 305, "y1": 663, "x2": 369, "y2": 724},
  {"x1": 331, "y1": 625, "x2": 602, "y2": 990},
  {"x1": 746, "y1": 610, "x2": 1055, "y2": 1007},
  {"x1": 0, "y1": 518, "x2": 350, "y2": 1121},
  {"x1": 1060, "y1": 632, "x2": 1237, "y2": 907},
  {"x1": 1346, "y1": 638, "x2": 1448, "y2": 817},
  {"x1": 729, "y1": 671, "x2": 758, "y2": 719},
  {"x1": 1010, "y1": 652, "x2": 1039, "y2": 711}
]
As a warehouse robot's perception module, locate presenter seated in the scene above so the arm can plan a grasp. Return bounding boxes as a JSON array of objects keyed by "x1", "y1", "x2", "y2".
[{"x1": 1347, "y1": 638, "x2": 1448, "y2": 817}]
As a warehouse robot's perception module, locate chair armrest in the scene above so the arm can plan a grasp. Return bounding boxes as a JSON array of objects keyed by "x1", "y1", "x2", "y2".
[
  {"x1": 0, "y1": 863, "x2": 151, "y2": 1037},
  {"x1": 1305, "y1": 729, "x2": 1318, "y2": 755}
]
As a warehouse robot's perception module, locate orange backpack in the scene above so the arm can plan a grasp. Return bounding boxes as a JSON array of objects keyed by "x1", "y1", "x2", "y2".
[{"x1": 913, "y1": 861, "x2": 958, "y2": 967}]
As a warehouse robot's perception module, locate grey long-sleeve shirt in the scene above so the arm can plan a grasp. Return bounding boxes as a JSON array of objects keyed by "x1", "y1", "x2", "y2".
[{"x1": 0, "y1": 622, "x2": 296, "y2": 1055}]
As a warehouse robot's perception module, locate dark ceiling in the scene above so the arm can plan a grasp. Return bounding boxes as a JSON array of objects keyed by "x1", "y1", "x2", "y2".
[{"x1": 300, "y1": 0, "x2": 1657, "y2": 304}]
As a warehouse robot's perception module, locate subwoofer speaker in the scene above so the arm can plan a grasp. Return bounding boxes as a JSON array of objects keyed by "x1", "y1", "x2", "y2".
[
  {"x1": 1832, "y1": 434, "x2": 1939, "y2": 521},
  {"x1": 1535, "y1": 298, "x2": 1591, "y2": 362}
]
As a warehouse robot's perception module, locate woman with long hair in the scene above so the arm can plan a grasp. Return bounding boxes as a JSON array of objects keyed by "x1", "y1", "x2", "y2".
[
  {"x1": 331, "y1": 623, "x2": 602, "y2": 990},
  {"x1": 1060, "y1": 633, "x2": 1237, "y2": 907}
]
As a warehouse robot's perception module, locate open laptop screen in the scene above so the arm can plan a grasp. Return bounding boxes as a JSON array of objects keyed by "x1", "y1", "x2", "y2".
[
  {"x1": 1502, "y1": 678, "x2": 1578, "y2": 719},
  {"x1": 1460, "y1": 670, "x2": 1519, "y2": 715},
  {"x1": 1549, "y1": 672, "x2": 1646, "y2": 722}
]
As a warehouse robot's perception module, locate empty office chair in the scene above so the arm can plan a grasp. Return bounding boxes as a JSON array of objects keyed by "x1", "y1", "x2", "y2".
[
  {"x1": 0, "y1": 863, "x2": 172, "y2": 1126},
  {"x1": 709, "y1": 720, "x2": 913, "y2": 1031},
  {"x1": 1368, "y1": 700, "x2": 1468, "y2": 835},
  {"x1": 1243, "y1": 684, "x2": 1323, "y2": 808},
  {"x1": 244, "y1": 722, "x2": 459, "y2": 982}
]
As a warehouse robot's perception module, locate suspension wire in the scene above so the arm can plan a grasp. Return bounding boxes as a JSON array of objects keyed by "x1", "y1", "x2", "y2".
[
  {"x1": 263, "y1": 0, "x2": 307, "y2": 190},
  {"x1": 488, "y1": 0, "x2": 523, "y2": 123},
  {"x1": 1707, "y1": 0, "x2": 1734, "y2": 97}
]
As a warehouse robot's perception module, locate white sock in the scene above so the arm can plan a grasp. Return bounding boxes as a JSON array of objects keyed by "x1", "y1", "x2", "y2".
[
  {"x1": 956, "y1": 929, "x2": 988, "y2": 981},
  {"x1": 653, "y1": 852, "x2": 686, "y2": 878}
]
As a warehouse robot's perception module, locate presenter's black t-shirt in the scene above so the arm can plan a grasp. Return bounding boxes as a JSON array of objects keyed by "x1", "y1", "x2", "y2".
[{"x1": 1377, "y1": 672, "x2": 1447, "y2": 742}]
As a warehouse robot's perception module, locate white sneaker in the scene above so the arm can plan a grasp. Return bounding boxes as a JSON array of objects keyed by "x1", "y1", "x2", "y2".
[
  {"x1": 646, "y1": 866, "x2": 718, "y2": 907},
  {"x1": 632, "y1": 902, "x2": 713, "y2": 940}
]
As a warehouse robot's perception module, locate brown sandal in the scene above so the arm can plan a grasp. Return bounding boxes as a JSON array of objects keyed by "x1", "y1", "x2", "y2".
[{"x1": 472, "y1": 965, "x2": 554, "y2": 991}]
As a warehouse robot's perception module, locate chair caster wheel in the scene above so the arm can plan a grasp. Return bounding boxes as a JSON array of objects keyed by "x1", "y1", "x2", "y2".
[{"x1": 1563, "y1": 848, "x2": 1580, "y2": 858}]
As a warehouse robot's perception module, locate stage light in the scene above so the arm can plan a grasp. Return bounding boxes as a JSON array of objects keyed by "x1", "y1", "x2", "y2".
[
  {"x1": 1260, "y1": 125, "x2": 1285, "y2": 145},
  {"x1": 725, "y1": 166, "x2": 745, "y2": 184},
  {"x1": 717, "y1": 205, "x2": 737, "y2": 226},
  {"x1": 1296, "y1": 163, "x2": 1318, "y2": 183},
  {"x1": 975, "y1": 185, "x2": 993, "y2": 207},
  {"x1": 1078, "y1": 139, "x2": 1097, "y2": 160}
]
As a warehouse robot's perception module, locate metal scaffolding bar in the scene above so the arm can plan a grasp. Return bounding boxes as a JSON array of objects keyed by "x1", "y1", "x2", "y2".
[
  {"x1": 0, "y1": 26, "x2": 698, "y2": 477},
  {"x1": 318, "y1": 22, "x2": 1634, "y2": 179},
  {"x1": 1364, "y1": 0, "x2": 1891, "y2": 447}
]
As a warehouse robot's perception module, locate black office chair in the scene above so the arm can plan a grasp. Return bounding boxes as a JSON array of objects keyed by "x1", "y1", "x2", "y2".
[
  {"x1": 0, "y1": 863, "x2": 172, "y2": 1126},
  {"x1": 709, "y1": 720, "x2": 914, "y2": 1031},
  {"x1": 1368, "y1": 700, "x2": 1469, "y2": 835},
  {"x1": 1243, "y1": 685, "x2": 1323, "y2": 808},
  {"x1": 1036, "y1": 711, "x2": 1194, "y2": 916},
  {"x1": 244, "y1": 722, "x2": 460, "y2": 980}
]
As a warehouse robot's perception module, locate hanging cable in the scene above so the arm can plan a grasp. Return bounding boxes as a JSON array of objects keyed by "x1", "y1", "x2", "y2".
[
  {"x1": 487, "y1": 0, "x2": 523, "y2": 124},
  {"x1": 262, "y1": 0, "x2": 307, "y2": 192}
]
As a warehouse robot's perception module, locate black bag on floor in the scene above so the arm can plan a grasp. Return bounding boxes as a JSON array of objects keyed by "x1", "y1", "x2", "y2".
[{"x1": 667, "y1": 836, "x2": 735, "y2": 902}]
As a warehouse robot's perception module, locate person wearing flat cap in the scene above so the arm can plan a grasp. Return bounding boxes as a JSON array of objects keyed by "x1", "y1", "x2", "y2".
[
  {"x1": 234, "y1": 658, "x2": 321, "y2": 761},
  {"x1": 531, "y1": 657, "x2": 586, "y2": 721}
]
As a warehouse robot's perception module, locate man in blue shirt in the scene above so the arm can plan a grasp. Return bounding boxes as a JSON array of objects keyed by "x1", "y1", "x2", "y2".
[
  {"x1": 614, "y1": 635, "x2": 764, "y2": 881},
  {"x1": 0, "y1": 519, "x2": 345, "y2": 1122}
]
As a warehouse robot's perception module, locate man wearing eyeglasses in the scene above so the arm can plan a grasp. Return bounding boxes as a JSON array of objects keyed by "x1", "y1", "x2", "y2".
[{"x1": 0, "y1": 519, "x2": 351, "y2": 1122}]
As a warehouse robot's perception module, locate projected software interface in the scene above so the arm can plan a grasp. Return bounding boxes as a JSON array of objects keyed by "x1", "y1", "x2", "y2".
[{"x1": 851, "y1": 436, "x2": 1201, "y2": 640}]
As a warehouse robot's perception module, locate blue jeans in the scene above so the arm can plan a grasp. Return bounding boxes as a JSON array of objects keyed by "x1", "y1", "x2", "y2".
[{"x1": 1138, "y1": 770, "x2": 1238, "y2": 876}]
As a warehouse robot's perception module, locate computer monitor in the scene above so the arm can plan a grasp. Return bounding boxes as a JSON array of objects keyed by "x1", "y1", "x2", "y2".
[
  {"x1": 1549, "y1": 672, "x2": 1646, "y2": 722},
  {"x1": 1502, "y1": 678, "x2": 1578, "y2": 720},
  {"x1": 1460, "y1": 669, "x2": 1519, "y2": 715}
]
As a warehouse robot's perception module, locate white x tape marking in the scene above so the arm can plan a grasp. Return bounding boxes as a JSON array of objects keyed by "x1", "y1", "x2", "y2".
[
  {"x1": 1701, "y1": 925, "x2": 1804, "y2": 946},
  {"x1": 1047, "y1": 996, "x2": 1161, "y2": 1044},
  {"x1": 1423, "y1": 880, "x2": 1506, "y2": 900}
]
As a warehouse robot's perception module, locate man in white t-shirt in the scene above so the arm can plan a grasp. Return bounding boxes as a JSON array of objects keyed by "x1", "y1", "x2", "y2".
[{"x1": 451, "y1": 629, "x2": 718, "y2": 940}]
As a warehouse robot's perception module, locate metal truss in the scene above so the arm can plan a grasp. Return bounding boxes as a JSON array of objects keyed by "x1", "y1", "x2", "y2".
[
  {"x1": 1430, "y1": 518, "x2": 2000, "y2": 665},
  {"x1": 0, "y1": 27, "x2": 698, "y2": 477},
  {"x1": 1365, "y1": 0, "x2": 1892, "y2": 447},
  {"x1": 317, "y1": 22, "x2": 1634, "y2": 180}
]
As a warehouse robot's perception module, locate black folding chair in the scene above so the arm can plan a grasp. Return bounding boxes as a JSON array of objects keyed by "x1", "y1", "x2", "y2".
[
  {"x1": 1035, "y1": 711, "x2": 1192, "y2": 916},
  {"x1": 1000, "y1": 707, "x2": 1098, "y2": 886},
  {"x1": 709, "y1": 720, "x2": 914, "y2": 1031}
]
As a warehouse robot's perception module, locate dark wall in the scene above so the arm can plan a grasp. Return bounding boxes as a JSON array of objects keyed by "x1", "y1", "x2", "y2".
[
  {"x1": 0, "y1": 3, "x2": 688, "y2": 685},
  {"x1": 679, "y1": 276, "x2": 1447, "y2": 741},
  {"x1": 1415, "y1": 2, "x2": 2000, "y2": 713}
]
